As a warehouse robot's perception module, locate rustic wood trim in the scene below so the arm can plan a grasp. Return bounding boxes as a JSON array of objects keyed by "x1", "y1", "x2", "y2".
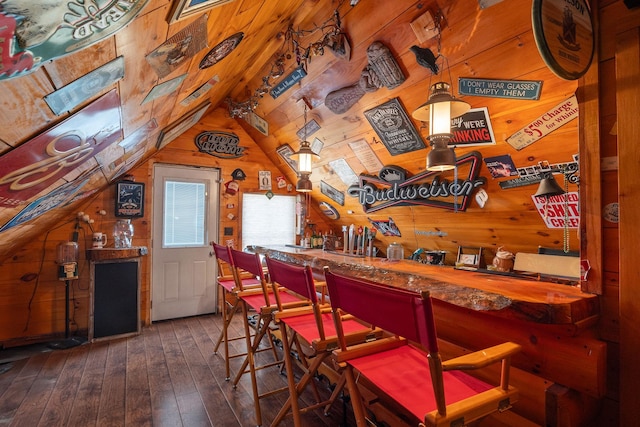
[
  {"x1": 579, "y1": 0, "x2": 603, "y2": 295},
  {"x1": 616, "y1": 26, "x2": 640, "y2": 427}
]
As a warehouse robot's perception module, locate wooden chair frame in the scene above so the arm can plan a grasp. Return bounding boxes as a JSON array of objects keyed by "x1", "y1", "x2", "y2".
[
  {"x1": 265, "y1": 256, "x2": 377, "y2": 427},
  {"x1": 211, "y1": 242, "x2": 261, "y2": 381},
  {"x1": 324, "y1": 268, "x2": 521, "y2": 427}
]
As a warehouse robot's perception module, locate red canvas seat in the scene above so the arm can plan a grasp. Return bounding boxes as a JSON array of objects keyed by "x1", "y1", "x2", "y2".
[
  {"x1": 324, "y1": 268, "x2": 521, "y2": 427},
  {"x1": 265, "y1": 256, "x2": 377, "y2": 427}
]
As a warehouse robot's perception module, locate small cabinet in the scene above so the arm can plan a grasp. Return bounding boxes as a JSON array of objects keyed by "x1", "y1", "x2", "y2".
[{"x1": 87, "y1": 247, "x2": 147, "y2": 341}]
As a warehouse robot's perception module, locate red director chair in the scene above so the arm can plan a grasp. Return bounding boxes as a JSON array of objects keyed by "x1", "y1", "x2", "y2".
[
  {"x1": 324, "y1": 268, "x2": 521, "y2": 427},
  {"x1": 211, "y1": 242, "x2": 262, "y2": 381},
  {"x1": 265, "y1": 256, "x2": 378, "y2": 427},
  {"x1": 229, "y1": 248, "x2": 308, "y2": 427}
]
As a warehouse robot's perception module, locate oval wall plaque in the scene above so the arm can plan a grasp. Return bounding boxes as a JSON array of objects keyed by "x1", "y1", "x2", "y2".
[
  {"x1": 195, "y1": 131, "x2": 246, "y2": 159},
  {"x1": 319, "y1": 201, "x2": 340, "y2": 220},
  {"x1": 532, "y1": 0, "x2": 594, "y2": 80},
  {"x1": 199, "y1": 32, "x2": 244, "y2": 69}
]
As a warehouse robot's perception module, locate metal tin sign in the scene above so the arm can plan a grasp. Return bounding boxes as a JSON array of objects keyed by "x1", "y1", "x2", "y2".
[
  {"x1": 0, "y1": 90, "x2": 122, "y2": 207},
  {"x1": 270, "y1": 67, "x2": 307, "y2": 99},
  {"x1": 319, "y1": 201, "x2": 340, "y2": 220},
  {"x1": 450, "y1": 107, "x2": 496, "y2": 147},
  {"x1": 506, "y1": 94, "x2": 579, "y2": 150},
  {"x1": 532, "y1": 0, "x2": 595, "y2": 80},
  {"x1": 532, "y1": 191, "x2": 580, "y2": 229},
  {"x1": 458, "y1": 78, "x2": 542, "y2": 100},
  {"x1": 45, "y1": 56, "x2": 125, "y2": 115},
  {"x1": 364, "y1": 97, "x2": 426, "y2": 156},
  {"x1": 0, "y1": 0, "x2": 149, "y2": 81},
  {"x1": 320, "y1": 180, "x2": 345, "y2": 206},
  {"x1": 195, "y1": 131, "x2": 246, "y2": 159}
]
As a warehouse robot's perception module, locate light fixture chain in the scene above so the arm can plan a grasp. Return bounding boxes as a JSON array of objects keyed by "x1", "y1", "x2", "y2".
[{"x1": 563, "y1": 172, "x2": 570, "y2": 253}]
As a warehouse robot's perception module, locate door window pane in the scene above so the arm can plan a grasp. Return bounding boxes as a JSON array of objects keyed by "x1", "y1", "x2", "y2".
[
  {"x1": 164, "y1": 180, "x2": 206, "y2": 247},
  {"x1": 242, "y1": 194, "x2": 296, "y2": 249}
]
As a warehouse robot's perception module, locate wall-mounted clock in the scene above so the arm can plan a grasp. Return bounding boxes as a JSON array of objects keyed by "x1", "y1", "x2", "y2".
[{"x1": 115, "y1": 181, "x2": 145, "y2": 218}]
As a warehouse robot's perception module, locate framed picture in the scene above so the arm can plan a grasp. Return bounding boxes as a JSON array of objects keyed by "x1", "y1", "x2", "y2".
[
  {"x1": 115, "y1": 181, "x2": 145, "y2": 218},
  {"x1": 157, "y1": 102, "x2": 210, "y2": 149},
  {"x1": 168, "y1": 0, "x2": 236, "y2": 24}
]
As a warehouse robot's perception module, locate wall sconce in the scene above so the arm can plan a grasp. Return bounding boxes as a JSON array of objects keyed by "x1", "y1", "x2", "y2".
[{"x1": 412, "y1": 81, "x2": 470, "y2": 171}]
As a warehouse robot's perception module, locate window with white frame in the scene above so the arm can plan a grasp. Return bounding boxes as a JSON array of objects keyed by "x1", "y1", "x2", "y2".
[{"x1": 241, "y1": 193, "x2": 296, "y2": 249}]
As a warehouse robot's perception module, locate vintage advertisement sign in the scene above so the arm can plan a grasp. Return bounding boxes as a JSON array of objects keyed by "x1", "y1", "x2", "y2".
[
  {"x1": 506, "y1": 94, "x2": 579, "y2": 150},
  {"x1": 348, "y1": 138, "x2": 383, "y2": 173},
  {"x1": 0, "y1": 0, "x2": 149, "y2": 81},
  {"x1": 45, "y1": 56, "x2": 125, "y2": 115},
  {"x1": 450, "y1": 107, "x2": 496, "y2": 147},
  {"x1": 0, "y1": 177, "x2": 89, "y2": 232},
  {"x1": 348, "y1": 151, "x2": 486, "y2": 213},
  {"x1": 320, "y1": 181, "x2": 345, "y2": 206},
  {"x1": 364, "y1": 98, "x2": 426, "y2": 156},
  {"x1": 532, "y1": 191, "x2": 580, "y2": 229},
  {"x1": 270, "y1": 67, "x2": 307, "y2": 99},
  {"x1": 296, "y1": 119, "x2": 320, "y2": 140},
  {"x1": 458, "y1": 78, "x2": 542, "y2": 100},
  {"x1": 146, "y1": 14, "x2": 208, "y2": 78},
  {"x1": 0, "y1": 90, "x2": 122, "y2": 207},
  {"x1": 532, "y1": 0, "x2": 594, "y2": 80},
  {"x1": 195, "y1": 131, "x2": 246, "y2": 159}
]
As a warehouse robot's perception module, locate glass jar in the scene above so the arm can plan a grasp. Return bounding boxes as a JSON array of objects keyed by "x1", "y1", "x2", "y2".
[
  {"x1": 386, "y1": 242, "x2": 404, "y2": 260},
  {"x1": 113, "y1": 219, "x2": 134, "y2": 248},
  {"x1": 493, "y1": 247, "x2": 514, "y2": 272}
]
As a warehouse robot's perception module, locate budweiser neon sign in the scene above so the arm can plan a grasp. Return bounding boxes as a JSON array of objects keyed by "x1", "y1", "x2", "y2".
[{"x1": 348, "y1": 151, "x2": 486, "y2": 213}]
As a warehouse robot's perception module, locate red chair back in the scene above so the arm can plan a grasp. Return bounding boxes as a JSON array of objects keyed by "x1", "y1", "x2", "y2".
[
  {"x1": 324, "y1": 269, "x2": 439, "y2": 353},
  {"x1": 212, "y1": 242, "x2": 233, "y2": 265},
  {"x1": 265, "y1": 256, "x2": 318, "y2": 305},
  {"x1": 229, "y1": 248, "x2": 265, "y2": 281}
]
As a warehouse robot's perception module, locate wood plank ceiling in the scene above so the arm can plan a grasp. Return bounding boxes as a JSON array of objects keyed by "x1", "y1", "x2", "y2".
[{"x1": 0, "y1": 0, "x2": 578, "y2": 262}]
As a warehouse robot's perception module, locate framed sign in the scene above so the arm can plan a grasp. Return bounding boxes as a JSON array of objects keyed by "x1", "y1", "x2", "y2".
[
  {"x1": 116, "y1": 181, "x2": 145, "y2": 218},
  {"x1": 168, "y1": 0, "x2": 235, "y2": 24},
  {"x1": 532, "y1": 0, "x2": 594, "y2": 80},
  {"x1": 364, "y1": 98, "x2": 426, "y2": 156}
]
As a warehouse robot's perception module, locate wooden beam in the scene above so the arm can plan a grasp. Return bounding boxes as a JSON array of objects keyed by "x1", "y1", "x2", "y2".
[{"x1": 615, "y1": 26, "x2": 640, "y2": 427}]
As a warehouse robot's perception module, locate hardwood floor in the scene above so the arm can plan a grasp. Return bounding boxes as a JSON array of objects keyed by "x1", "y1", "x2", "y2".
[{"x1": 0, "y1": 313, "x2": 355, "y2": 427}]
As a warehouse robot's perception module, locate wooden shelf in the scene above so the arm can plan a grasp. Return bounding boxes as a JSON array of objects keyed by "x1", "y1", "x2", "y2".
[{"x1": 86, "y1": 246, "x2": 148, "y2": 261}]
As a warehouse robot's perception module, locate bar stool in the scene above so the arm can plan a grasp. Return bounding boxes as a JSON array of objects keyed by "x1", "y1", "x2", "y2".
[
  {"x1": 324, "y1": 267, "x2": 521, "y2": 427},
  {"x1": 229, "y1": 248, "x2": 307, "y2": 427},
  {"x1": 211, "y1": 242, "x2": 261, "y2": 381},
  {"x1": 265, "y1": 256, "x2": 377, "y2": 427}
]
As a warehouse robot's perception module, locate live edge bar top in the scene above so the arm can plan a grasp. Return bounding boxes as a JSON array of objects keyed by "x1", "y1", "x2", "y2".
[{"x1": 249, "y1": 245, "x2": 599, "y2": 326}]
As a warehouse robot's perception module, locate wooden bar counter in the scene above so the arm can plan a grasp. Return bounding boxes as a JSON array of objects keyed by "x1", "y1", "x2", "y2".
[{"x1": 251, "y1": 245, "x2": 606, "y2": 426}]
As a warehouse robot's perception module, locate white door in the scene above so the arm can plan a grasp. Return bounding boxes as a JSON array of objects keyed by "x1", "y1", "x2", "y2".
[{"x1": 152, "y1": 164, "x2": 219, "y2": 321}]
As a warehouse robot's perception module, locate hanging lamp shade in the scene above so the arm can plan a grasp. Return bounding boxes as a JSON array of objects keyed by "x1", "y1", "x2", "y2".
[
  {"x1": 427, "y1": 140, "x2": 456, "y2": 171},
  {"x1": 290, "y1": 140, "x2": 318, "y2": 174},
  {"x1": 411, "y1": 82, "x2": 471, "y2": 129},
  {"x1": 296, "y1": 173, "x2": 313, "y2": 192}
]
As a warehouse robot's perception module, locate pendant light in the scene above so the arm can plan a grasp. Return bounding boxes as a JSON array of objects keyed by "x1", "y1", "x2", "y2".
[
  {"x1": 410, "y1": 13, "x2": 469, "y2": 171},
  {"x1": 291, "y1": 105, "x2": 318, "y2": 192}
]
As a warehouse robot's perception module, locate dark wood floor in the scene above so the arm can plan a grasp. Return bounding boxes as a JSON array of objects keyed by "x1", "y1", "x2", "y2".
[{"x1": 0, "y1": 313, "x2": 355, "y2": 427}]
